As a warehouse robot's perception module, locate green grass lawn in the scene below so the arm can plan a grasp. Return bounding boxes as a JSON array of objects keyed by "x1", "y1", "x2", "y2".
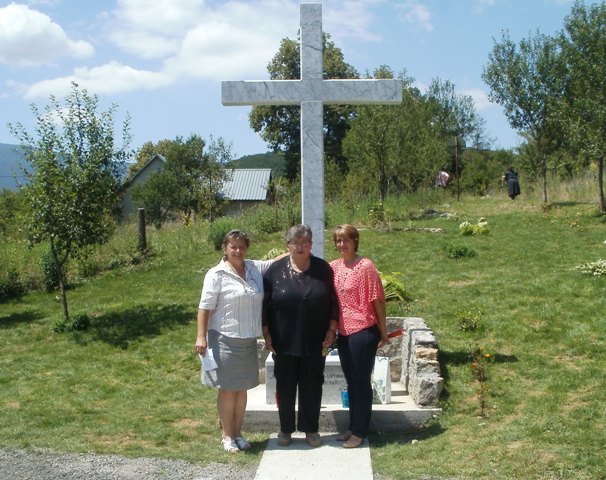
[{"x1": 1, "y1": 194, "x2": 605, "y2": 479}]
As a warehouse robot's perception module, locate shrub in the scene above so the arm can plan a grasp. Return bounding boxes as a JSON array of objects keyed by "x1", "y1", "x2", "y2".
[
  {"x1": 574, "y1": 259, "x2": 606, "y2": 277},
  {"x1": 0, "y1": 267, "x2": 26, "y2": 302},
  {"x1": 455, "y1": 307, "x2": 483, "y2": 332},
  {"x1": 251, "y1": 206, "x2": 282, "y2": 234},
  {"x1": 380, "y1": 272, "x2": 411, "y2": 303},
  {"x1": 440, "y1": 242, "x2": 477, "y2": 259},
  {"x1": 459, "y1": 217, "x2": 489, "y2": 235},
  {"x1": 53, "y1": 313, "x2": 91, "y2": 333},
  {"x1": 208, "y1": 217, "x2": 238, "y2": 250}
]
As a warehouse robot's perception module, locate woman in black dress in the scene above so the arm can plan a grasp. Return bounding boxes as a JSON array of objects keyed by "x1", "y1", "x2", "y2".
[
  {"x1": 262, "y1": 224, "x2": 339, "y2": 448},
  {"x1": 503, "y1": 166, "x2": 521, "y2": 200}
]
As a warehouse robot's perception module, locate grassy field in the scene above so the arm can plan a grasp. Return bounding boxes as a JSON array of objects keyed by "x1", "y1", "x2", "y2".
[{"x1": 1, "y1": 188, "x2": 605, "y2": 479}]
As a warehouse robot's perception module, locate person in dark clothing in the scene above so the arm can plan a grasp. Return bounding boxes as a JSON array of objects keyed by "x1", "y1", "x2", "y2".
[
  {"x1": 262, "y1": 224, "x2": 339, "y2": 448},
  {"x1": 503, "y1": 166, "x2": 521, "y2": 200}
]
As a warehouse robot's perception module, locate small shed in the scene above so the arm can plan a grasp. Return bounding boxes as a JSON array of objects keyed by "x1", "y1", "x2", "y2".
[
  {"x1": 119, "y1": 154, "x2": 166, "y2": 219},
  {"x1": 222, "y1": 168, "x2": 272, "y2": 215}
]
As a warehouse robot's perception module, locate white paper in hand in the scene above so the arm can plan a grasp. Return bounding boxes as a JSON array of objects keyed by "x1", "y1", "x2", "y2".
[{"x1": 199, "y1": 350, "x2": 218, "y2": 371}]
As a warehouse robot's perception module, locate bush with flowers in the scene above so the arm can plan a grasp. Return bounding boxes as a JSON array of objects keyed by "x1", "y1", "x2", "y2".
[
  {"x1": 459, "y1": 217, "x2": 489, "y2": 235},
  {"x1": 574, "y1": 259, "x2": 606, "y2": 277}
]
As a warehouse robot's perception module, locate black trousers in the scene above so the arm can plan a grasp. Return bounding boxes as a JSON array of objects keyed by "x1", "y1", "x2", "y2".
[
  {"x1": 337, "y1": 325, "x2": 380, "y2": 438},
  {"x1": 272, "y1": 353, "x2": 326, "y2": 434}
]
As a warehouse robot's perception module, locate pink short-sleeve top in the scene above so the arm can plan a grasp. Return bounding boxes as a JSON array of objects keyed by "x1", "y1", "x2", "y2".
[{"x1": 330, "y1": 257, "x2": 385, "y2": 336}]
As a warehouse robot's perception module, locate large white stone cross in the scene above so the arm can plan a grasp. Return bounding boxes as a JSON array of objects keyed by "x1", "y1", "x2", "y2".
[{"x1": 222, "y1": 3, "x2": 402, "y2": 257}]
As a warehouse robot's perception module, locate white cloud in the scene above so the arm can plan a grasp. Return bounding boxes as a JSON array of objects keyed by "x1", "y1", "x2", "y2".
[
  {"x1": 23, "y1": 61, "x2": 173, "y2": 99},
  {"x1": 164, "y1": 1, "x2": 299, "y2": 80},
  {"x1": 10, "y1": 1, "x2": 390, "y2": 101},
  {"x1": 0, "y1": 3, "x2": 94, "y2": 66},
  {"x1": 395, "y1": 0, "x2": 433, "y2": 32},
  {"x1": 108, "y1": 0, "x2": 205, "y2": 58},
  {"x1": 323, "y1": 0, "x2": 383, "y2": 42}
]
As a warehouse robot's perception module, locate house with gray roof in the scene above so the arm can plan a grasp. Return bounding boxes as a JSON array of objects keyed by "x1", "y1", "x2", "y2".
[
  {"x1": 119, "y1": 153, "x2": 166, "y2": 219},
  {"x1": 221, "y1": 168, "x2": 272, "y2": 215},
  {"x1": 119, "y1": 155, "x2": 272, "y2": 219}
]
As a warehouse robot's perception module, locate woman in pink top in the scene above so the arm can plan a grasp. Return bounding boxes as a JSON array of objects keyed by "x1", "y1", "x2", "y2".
[{"x1": 330, "y1": 224, "x2": 389, "y2": 448}]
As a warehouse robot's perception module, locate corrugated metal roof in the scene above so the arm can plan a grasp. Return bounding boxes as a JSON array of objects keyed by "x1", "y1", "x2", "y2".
[{"x1": 221, "y1": 168, "x2": 272, "y2": 201}]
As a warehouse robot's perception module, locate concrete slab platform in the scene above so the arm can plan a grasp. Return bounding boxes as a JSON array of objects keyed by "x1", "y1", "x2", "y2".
[
  {"x1": 253, "y1": 432, "x2": 373, "y2": 480},
  {"x1": 245, "y1": 381, "x2": 441, "y2": 433}
]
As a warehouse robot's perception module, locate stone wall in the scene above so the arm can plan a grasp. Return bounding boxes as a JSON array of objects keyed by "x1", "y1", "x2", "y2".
[
  {"x1": 395, "y1": 317, "x2": 444, "y2": 406},
  {"x1": 256, "y1": 316, "x2": 443, "y2": 407}
]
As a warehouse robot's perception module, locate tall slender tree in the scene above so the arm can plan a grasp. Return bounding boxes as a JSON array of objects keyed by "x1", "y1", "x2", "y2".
[
  {"x1": 560, "y1": 1, "x2": 606, "y2": 213},
  {"x1": 483, "y1": 31, "x2": 565, "y2": 203},
  {"x1": 9, "y1": 82, "x2": 132, "y2": 322}
]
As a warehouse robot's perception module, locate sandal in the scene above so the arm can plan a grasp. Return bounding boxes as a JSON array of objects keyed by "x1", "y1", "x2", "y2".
[
  {"x1": 234, "y1": 437, "x2": 251, "y2": 450},
  {"x1": 221, "y1": 437, "x2": 240, "y2": 453},
  {"x1": 342, "y1": 435, "x2": 364, "y2": 449},
  {"x1": 335, "y1": 431, "x2": 352, "y2": 442}
]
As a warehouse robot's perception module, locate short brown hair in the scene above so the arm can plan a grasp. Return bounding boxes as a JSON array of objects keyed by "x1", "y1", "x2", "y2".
[
  {"x1": 222, "y1": 230, "x2": 250, "y2": 257},
  {"x1": 332, "y1": 224, "x2": 359, "y2": 252}
]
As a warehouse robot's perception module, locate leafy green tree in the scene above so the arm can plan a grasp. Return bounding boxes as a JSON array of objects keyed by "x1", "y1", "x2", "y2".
[
  {"x1": 482, "y1": 31, "x2": 565, "y2": 203},
  {"x1": 9, "y1": 82, "x2": 132, "y2": 322},
  {"x1": 426, "y1": 78, "x2": 492, "y2": 150},
  {"x1": 128, "y1": 139, "x2": 176, "y2": 179},
  {"x1": 249, "y1": 34, "x2": 358, "y2": 180},
  {"x1": 131, "y1": 135, "x2": 232, "y2": 226},
  {"x1": 560, "y1": 1, "x2": 606, "y2": 213},
  {"x1": 343, "y1": 68, "x2": 446, "y2": 200}
]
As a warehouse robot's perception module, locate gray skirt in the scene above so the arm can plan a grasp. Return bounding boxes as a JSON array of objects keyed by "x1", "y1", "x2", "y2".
[{"x1": 203, "y1": 329, "x2": 259, "y2": 391}]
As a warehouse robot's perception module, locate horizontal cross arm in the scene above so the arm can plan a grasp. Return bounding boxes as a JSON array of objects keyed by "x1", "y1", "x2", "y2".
[
  {"x1": 222, "y1": 80, "x2": 303, "y2": 106},
  {"x1": 221, "y1": 78, "x2": 403, "y2": 107},
  {"x1": 320, "y1": 79, "x2": 403, "y2": 105}
]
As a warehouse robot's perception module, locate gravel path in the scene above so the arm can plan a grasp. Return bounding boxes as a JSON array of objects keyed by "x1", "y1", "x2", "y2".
[{"x1": 0, "y1": 448, "x2": 257, "y2": 480}]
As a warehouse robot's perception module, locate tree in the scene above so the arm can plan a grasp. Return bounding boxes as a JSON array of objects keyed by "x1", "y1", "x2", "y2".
[
  {"x1": 343, "y1": 68, "x2": 447, "y2": 200},
  {"x1": 560, "y1": 1, "x2": 606, "y2": 213},
  {"x1": 426, "y1": 78, "x2": 492, "y2": 150},
  {"x1": 249, "y1": 34, "x2": 358, "y2": 180},
  {"x1": 131, "y1": 135, "x2": 232, "y2": 226},
  {"x1": 127, "y1": 139, "x2": 176, "y2": 179},
  {"x1": 482, "y1": 31, "x2": 565, "y2": 203},
  {"x1": 9, "y1": 82, "x2": 132, "y2": 322}
]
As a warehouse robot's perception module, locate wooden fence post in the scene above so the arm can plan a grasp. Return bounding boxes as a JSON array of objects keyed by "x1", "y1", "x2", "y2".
[{"x1": 137, "y1": 208, "x2": 147, "y2": 253}]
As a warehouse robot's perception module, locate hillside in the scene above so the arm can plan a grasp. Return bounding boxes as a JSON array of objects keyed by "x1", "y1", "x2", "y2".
[
  {"x1": 229, "y1": 151, "x2": 285, "y2": 177},
  {"x1": 0, "y1": 143, "x2": 27, "y2": 190}
]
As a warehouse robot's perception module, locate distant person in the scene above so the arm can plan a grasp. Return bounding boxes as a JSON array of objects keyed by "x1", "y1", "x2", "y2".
[
  {"x1": 330, "y1": 224, "x2": 389, "y2": 449},
  {"x1": 195, "y1": 230, "x2": 274, "y2": 453},
  {"x1": 502, "y1": 166, "x2": 521, "y2": 200},
  {"x1": 262, "y1": 224, "x2": 339, "y2": 448},
  {"x1": 436, "y1": 170, "x2": 450, "y2": 188}
]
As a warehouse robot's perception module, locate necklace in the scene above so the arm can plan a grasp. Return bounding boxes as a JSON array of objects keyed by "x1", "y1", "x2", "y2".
[
  {"x1": 227, "y1": 260, "x2": 246, "y2": 279},
  {"x1": 289, "y1": 257, "x2": 310, "y2": 273}
]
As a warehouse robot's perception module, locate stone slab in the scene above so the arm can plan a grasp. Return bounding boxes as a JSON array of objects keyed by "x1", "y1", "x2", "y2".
[
  {"x1": 246, "y1": 381, "x2": 441, "y2": 433},
  {"x1": 264, "y1": 353, "x2": 346, "y2": 405},
  {"x1": 253, "y1": 432, "x2": 373, "y2": 480}
]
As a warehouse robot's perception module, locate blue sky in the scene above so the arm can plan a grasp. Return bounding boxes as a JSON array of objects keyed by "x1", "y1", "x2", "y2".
[{"x1": 0, "y1": 0, "x2": 575, "y2": 159}]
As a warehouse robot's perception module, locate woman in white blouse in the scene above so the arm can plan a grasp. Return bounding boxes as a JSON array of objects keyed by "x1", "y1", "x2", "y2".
[{"x1": 195, "y1": 230, "x2": 274, "y2": 453}]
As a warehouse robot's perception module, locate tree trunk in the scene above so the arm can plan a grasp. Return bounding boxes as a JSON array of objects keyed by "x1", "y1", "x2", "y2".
[
  {"x1": 598, "y1": 155, "x2": 605, "y2": 214},
  {"x1": 57, "y1": 263, "x2": 69, "y2": 323},
  {"x1": 541, "y1": 153, "x2": 547, "y2": 203},
  {"x1": 50, "y1": 238, "x2": 70, "y2": 323}
]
